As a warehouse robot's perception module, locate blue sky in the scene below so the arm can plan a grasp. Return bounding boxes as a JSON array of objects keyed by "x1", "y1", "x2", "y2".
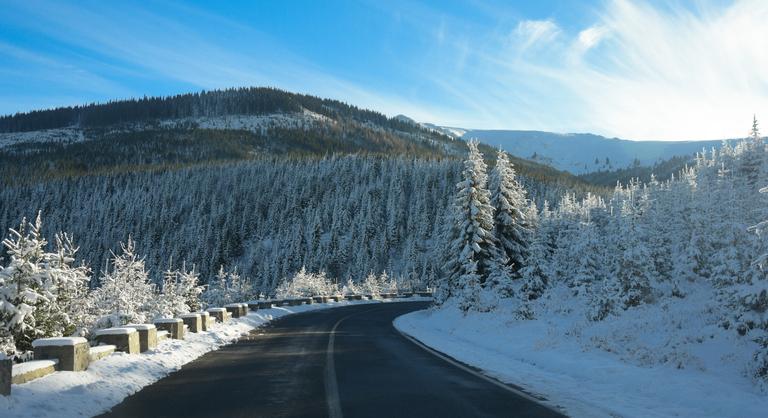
[{"x1": 0, "y1": 0, "x2": 766, "y2": 140}]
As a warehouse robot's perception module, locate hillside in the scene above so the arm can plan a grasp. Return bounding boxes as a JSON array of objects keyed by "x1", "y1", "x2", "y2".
[{"x1": 0, "y1": 88, "x2": 600, "y2": 194}]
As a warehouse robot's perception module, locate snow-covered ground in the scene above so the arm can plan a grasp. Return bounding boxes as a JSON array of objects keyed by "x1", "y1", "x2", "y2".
[
  {"x1": 0, "y1": 110, "x2": 331, "y2": 150},
  {"x1": 0, "y1": 128, "x2": 85, "y2": 149},
  {"x1": 158, "y1": 110, "x2": 331, "y2": 133},
  {"x1": 394, "y1": 294, "x2": 768, "y2": 418},
  {"x1": 1, "y1": 299, "x2": 378, "y2": 418}
]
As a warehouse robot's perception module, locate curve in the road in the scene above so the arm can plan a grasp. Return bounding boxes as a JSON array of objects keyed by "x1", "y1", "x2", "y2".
[{"x1": 98, "y1": 301, "x2": 565, "y2": 418}]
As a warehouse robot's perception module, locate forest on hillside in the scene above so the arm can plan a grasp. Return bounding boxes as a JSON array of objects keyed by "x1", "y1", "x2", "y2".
[
  {"x1": 0, "y1": 156, "x2": 577, "y2": 290},
  {"x1": 0, "y1": 87, "x2": 424, "y2": 134}
]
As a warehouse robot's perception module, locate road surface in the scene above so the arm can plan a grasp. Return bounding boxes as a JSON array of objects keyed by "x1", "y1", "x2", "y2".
[{"x1": 98, "y1": 301, "x2": 565, "y2": 418}]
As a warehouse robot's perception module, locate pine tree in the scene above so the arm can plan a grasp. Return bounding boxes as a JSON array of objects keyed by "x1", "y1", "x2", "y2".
[
  {"x1": 88, "y1": 238, "x2": 157, "y2": 330},
  {"x1": 439, "y1": 141, "x2": 503, "y2": 311},
  {"x1": 490, "y1": 149, "x2": 529, "y2": 276},
  {"x1": 0, "y1": 214, "x2": 51, "y2": 354}
]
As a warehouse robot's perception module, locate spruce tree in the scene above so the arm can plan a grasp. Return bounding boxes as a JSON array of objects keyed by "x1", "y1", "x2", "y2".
[
  {"x1": 490, "y1": 149, "x2": 529, "y2": 276},
  {"x1": 439, "y1": 141, "x2": 503, "y2": 311}
]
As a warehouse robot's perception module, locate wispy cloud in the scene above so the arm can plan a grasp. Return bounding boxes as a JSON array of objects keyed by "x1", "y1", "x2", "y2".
[
  {"x1": 513, "y1": 20, "x2": 561, "y2": 51},
  {"x1": 1, "y1": 0, "x2": 766, "y2": 140},
  {"x1": 0, "y1": 0, "x2": 454, "y2": 122}
]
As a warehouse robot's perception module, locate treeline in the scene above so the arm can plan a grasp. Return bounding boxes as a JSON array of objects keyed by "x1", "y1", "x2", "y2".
[
  {"x1": 0, "y1": 87, "x2": 434, "y2": 135},
  {"x1": 578, "y1": 154, "x2": 695, "y2": 186}
]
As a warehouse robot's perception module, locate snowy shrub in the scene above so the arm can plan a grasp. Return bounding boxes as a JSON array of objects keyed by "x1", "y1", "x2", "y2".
[
  {"x1": 358, "y1": 271, "x2": 397, "y2": 297},
  {"x1": 274, "y1": 267, "x2": 338, "y2": 298},
  {"x1": 87, "y1": 238, "x2": 157, "y2": 330},
  {"x1": 341, "y1": 278, "x2": 360, "y2": 295},
  {"x1": 154, "y1": 264, "x2": 203, "y2": 318},
  {"x1": 202, "y1": 266, "x2": 253, "y2": 307}
]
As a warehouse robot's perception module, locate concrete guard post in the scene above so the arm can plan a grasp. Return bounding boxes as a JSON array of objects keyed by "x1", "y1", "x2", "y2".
[
  {"x1": 180, "y1": 313, "x2": 203, "y2": 333},
  {"x1": 195, "y1": 312, "x2": 213, "y2": 331},
  {"x1": 207, "y1": 307, "x2": 229, "y2": 322},
  {"x1": 257, "y1": 301, "x2": 274, "y2": 309},
  {"x1": 124, "y1": 324, "x2": 158, "y2": 352},
  {"x1": 94, "y1": 327, "x2": 140, "y2": 354},
  {"x1": 154, "y1": 318, "x2": 185, "y2": 340},
  {"x1": 32, "y1": 337, "x2": 90, "y2": 371},
  {"x1": 224, "y1": 303, "x2": 243, "y2": 318},
  {"x1": 0, "y1": 358, "x2": 10, "y2": 396}
]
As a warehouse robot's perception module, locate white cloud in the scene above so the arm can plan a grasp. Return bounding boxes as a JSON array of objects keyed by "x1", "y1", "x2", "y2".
[
  {"x1": 558, "y1": 0, "x2": 768, "y2": 139},
  {"x1": 513, "y1": 19, "x2": 560, "y2": 51},
  {"x1": 577, "y1": 25, "x2": 608, "y2": 51},
  {"x1": 432, "y1": 0, "x2": 768, "y2": 140}
]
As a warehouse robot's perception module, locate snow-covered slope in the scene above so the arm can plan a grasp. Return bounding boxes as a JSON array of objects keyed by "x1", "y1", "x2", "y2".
[
  {"x1": 462, "y1": 130, "x2": 723, "y2": 174},
  {"x1": 416, "y1": 124, "x2": 723, "y2": 174},
  {"x1": 396, "y1": 293, "x2": 768, "y2": 418},
  {"x1": 0, "y1": 111, "x2": 331, "y2": 150}
]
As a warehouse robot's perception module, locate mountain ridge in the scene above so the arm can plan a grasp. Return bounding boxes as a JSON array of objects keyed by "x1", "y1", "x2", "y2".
[{"x1": 418, "y1": 124, "x2": 723, "y2": 174}]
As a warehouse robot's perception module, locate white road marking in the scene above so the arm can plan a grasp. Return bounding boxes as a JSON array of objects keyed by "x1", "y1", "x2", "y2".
[
  {"x1": 324, "y1": 307, "x2": 383, "y2": 418},
  {"x1": 325, "y1": 318, "x2": 344, "y2": 418}
]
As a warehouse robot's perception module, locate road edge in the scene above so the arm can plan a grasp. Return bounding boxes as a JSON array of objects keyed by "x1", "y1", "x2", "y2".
[{"x1": 392, "y1": 313, "x2": 568, "y2": 418}]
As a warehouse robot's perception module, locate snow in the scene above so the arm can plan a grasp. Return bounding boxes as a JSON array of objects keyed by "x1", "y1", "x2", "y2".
[
  {"x1": 1, "y1": 300, "x2": 385, "y2": 417},
  {"x1": 157, "y1": 111, "x2": 330, "y2": 133},
  {"x1": 157, "y1": 331, "x2": 169, "y2": 339},
  {"x1": 31, "y1": 338, "x2": 87, "y2": 348},
  {"x1": 178, "y1": 313, "x2": 200, "y2": 319},
  {"x1": 206, "y1": 308, "x2": 226, "y2": 313},
  {"x1": 153, "y1": 318, "x2": 181, "y2": 324},
  {"x1": 12, "y1": 361, "x2": 58, "y2": 378},
  {"x1": 395, "y1": 298, "x2": 768, "y2": 418},
  {"x1": 94, "y1": 328, "x2": 137, "y2": 336},
  {"x1": 89, "y1": 346, "x2": 116, "y2": 355},
  {"x1": 224, "y1": 303, "x2": 242, "y2": 308},
  {"x1": 0, "y1": 128, "x2": 85, "y2": 149},
  {"x1": 124, "y1": 324, "x2": 155, "y2": 330}
]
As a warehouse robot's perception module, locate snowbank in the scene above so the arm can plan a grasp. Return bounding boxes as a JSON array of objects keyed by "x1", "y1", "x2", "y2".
[
  {"x1": 394, "y1": 298, "x2": 768, "y2": 418},
  {"x1": 1, "y1": 300, "x2": 378, "y2": 418}
]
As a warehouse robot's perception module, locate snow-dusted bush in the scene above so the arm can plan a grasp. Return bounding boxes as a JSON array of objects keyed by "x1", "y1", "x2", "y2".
[
  {"x1": 154, "y1": 264, "x2": 204, "y2": 318},
  {"x1": 341, "y1": 278, "x2": 360, "y2": 295},
  {"x1": 274, "y1": 267, "x2": 338, "y2": 298},
  {"x1": 357, "y1": 271, "x2": 398, "y2": 297},
  {"x1": 87, "y1": 238, "x2": 157, "y2": 330},
  {"x1": 201, "y1": 266, "x2": 251, "y2": 307}
]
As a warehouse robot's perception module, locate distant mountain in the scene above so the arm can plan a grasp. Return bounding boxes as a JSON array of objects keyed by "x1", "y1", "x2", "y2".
[
  {"x1": 426, "y1": 127, "x2": 722, "y2": 175},
  {"x1": 0, "y1": 88, "x2": 600, "y2": 195}
]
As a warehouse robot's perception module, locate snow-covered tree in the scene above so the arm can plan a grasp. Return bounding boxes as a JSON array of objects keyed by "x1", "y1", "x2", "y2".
[
  {"x1": 439, "y1": 141, "x2": 504, "y2": 311},
  {"x1": 274, "y1": 266, "x2": 337, "y2": 298},
  {"x1": 202, "y1": 266, "x2": 251, "y2": 306},
  {"x1": 88, "y1": 238, "x2": 157, "y2": 330},
  {"x1": 341, "y1": 277, "x2": 360, "y2": 295},
  {"x1": 154, "y1": 263, "x2": 202, "y2": 318},
  {"x1": 0, "y1": 214, "x2": 91, "y2": 355},
  {"x1": 490, "y1": 149, "x2": 529, "y2": 276},
  {"x1": 0, "y1": 215, "x2": 51, "y2": 354},
  {"x1": 519, "y1": 207, "x2": 549, "y2": 301}
]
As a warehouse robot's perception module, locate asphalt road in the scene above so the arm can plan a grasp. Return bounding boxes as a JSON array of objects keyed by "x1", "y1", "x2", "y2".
[{"x1": 98, "y1": 301, "x2": 565, "y2": 418}]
